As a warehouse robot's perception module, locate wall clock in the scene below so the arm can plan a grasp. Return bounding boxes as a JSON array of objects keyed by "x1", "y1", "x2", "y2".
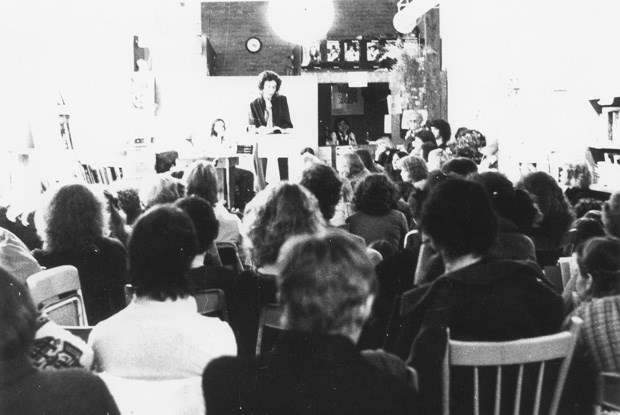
[{"x1": 246, "y1": 37, "x2": 262, "y2": 53}]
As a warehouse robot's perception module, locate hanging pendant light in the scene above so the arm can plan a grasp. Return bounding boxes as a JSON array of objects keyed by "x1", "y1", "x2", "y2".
[{"x1": 268, "y1": 0, "x2": 335, "y2": 45}]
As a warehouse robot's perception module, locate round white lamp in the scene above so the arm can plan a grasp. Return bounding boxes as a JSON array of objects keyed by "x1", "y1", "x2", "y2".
[{"x1": 268, "y1": 0, "x2": 335, "y2": 45}]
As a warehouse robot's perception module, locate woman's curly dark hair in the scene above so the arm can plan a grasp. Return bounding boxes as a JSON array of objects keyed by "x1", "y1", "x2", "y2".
[
  {"x1": 517, "y1": 171, "x2": 575, "y2": 245},
  {"x1": 449, "y1": 129, "x2": 486, "y2": 163},
  {"x1": 38, "y1": 183, "x2": 105, "y2": 252},
  {"x1": 353, "y1": 174, "x2": 399, "y2": 216},
  {"x1": 245, "y1": 183, "x2": 324, "y2": 267}
]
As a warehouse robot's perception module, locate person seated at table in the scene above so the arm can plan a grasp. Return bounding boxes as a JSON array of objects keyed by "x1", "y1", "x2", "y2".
[
  {"x1": 385, "y1": 178, "x2": 563, "y2": 414},
  {"x1": 203, "y1": 232, "x2": 419, "y2": 414},
  {"x1": 89, "y1": 205, "x2": 236, "y2": 379},
  {"x1": 248, "y1": 70, "x2": 293, "y2": 134},
  {"x1": 0, "y1": 267, "x2": 120, "y2": 415},
  {"x1": 328, "y1": 117, "x2": 357, "y2": 146}
]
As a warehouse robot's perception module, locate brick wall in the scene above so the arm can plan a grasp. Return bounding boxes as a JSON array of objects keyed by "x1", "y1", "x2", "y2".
[{"x1": 202, "y1": 0, "x2": 399, "y2": 76}]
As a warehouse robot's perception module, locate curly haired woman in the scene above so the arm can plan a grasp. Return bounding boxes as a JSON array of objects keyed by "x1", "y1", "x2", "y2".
[
  {"x1": 33, "y1": 184, "x2": 127, "y2": 325},
  {"x1": 346, "y1": 174, "x2": 409, "y2": 249}
]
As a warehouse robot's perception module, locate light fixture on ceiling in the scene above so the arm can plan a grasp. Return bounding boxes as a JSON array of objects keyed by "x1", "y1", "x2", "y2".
[{"x1": 268, "y1": 0, "x2": 335, "y2": 45}]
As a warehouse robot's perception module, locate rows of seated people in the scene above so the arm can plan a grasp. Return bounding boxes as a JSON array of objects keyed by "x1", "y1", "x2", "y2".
[{"x1": 1, "y1": 120, "x2": 619, "y2": 414}]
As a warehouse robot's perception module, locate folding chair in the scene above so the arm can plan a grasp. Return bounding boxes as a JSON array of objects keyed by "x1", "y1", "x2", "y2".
[
  {"x1": 256, "y1": 303, "x2": 284, "y2": 355},
  {"x1": 403, "y1": 229, "x2": 421, "y2": 250},
  {"x1": 124, "y1": 284, "x2": 134, "y2": 306},
  {"x1": 557, "y1": 257, "x2": 573, "y2": 289},
  {"x1": 216, "y1": 241, "x2": 244, "y2": 274},
  {"x1": 442, "y1": 317, "x2": 582, "y2": 415},
  {"x1": 27, "y1": 265, "x2": 88, "y2": 326},
  {"x1": 63, "y1": 326, "x2": 94, "y2": 343},
  {"x1": 194, "y1": 288, "x2": 228, "y2": 321},
  {"x1": 600, "y1": 372, "x2": 620, "y2": 412}
]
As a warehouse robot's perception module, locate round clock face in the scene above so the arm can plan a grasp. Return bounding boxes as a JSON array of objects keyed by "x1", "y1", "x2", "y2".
[{"x1": 246, "y1": 37, "x2": 262, "y2": 53}]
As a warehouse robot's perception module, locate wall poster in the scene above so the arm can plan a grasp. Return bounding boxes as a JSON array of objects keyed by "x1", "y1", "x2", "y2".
[{"x1": 331, "y1": 84, "x2": 364, "y2": 116}]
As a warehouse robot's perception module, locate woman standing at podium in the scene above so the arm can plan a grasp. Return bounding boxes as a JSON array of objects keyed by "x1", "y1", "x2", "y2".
[{"x1": 248, "y1": 71, "x2": 293, "y2": 134}]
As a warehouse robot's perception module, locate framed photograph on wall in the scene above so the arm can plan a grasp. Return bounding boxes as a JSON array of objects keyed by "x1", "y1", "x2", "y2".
[
  {"x1": 342, "y1": 39, "x2": 360, "y2": 64},
  {"x1": 326, "y1": 40, "x2": 341, "y2": 65},
  {"x1": 301, "y1": 41, "x2": 322, "y2": 68},
  {"x1": 366, "y1": 40, "x2": 381, "y2": 66}
]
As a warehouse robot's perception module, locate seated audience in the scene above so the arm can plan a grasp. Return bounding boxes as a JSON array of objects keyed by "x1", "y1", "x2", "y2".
[
  {"x1": 386, "y1": 150, "x2": 409, "y2": 182},
  {"x1": 340, "y1": 152, "x2": 370, "y2": 190},
  {"x1": 448, "y1": 129, "x2": 486, "y2": 164},
  {"x1": 300, "y1": 163, "x2": 343, "y2": 226},
  {"x1": 397, "y1": 155, "x2": 428, "y2": 189},
  {"x1": 89, "y1": 205, "x2": 236, "y2": 379},
  {"x1": 602, "y1": 190, "x2": 620, "y2": 238},
  {"x1": 174, "y1": 196, "x2": 237, "y2": 316},
  {"x1": 561, "y1": 163, "x2": 608, "y2": 205},
  {"x1": 0, "y1": 267, "x2": 119, "y2": 415},
  {"x1": 203, "y1": 233, "x2": 419, "y2": 414},
  {"x1": 565, "y1": 236, "x2": 620, "y2": 411},
  {"x1": 441, "y1": 156, "x2": 478, "y2": 178},
  {"x1": 573, "y1": 198, "x2": 603, "y2": 219},
  {"x1": 140, "y1": 174, "x2": 185, "y2": 209},
  {"x1": 517, "y1": 171, "x2": 575, "y2": 266},
  {"x1": 427, "y1": 118, "x2": 451, "y2": 149},
  {"x1": 236, "y1": 182, "x2": 325, "y2": 355},
  {"x1": 32, "y1": 184, "x2": 127, "y2": 325},
  {"x1": 347, "y1": 174, "x2": 409, "y2": 248},
  {"x1": 409, "y1": 130, "x2": 437, "y2": 161},
  {"x1": 386, "y1": 178, "x2": 563, "y2": 414},
  {"x1": 355, "y1": 148, "x2": 384, "y2": 173},
  {"x1": 426, "y1": 147, "x2": 451, "y2": 171},
  {"x1": 185, "y1": 160, "x2": 243, "y2": 247}
]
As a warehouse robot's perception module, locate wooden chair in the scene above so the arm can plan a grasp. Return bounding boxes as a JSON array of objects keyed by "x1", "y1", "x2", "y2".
[
  {"x1": 442, "y1": 317, "x2": 582, "y2": 415},
  {"x1": 194, "y1": 288, "x2": 228, "y2": 321},
  {"x1": 600, "y1": 372, "x2": 620, "y2": 412},
  {"x1": 256, "y1": 303, "x2": 284, "y2": 355},
  {"x1": 216, "y1": 241, "x2": 244, "y2": 274},
  {"x1": 27, "y1": 265, "x2": 88, "y2": 326},
  {"x1": 98, "y1": 372, "x2": 204, "y2": 415}
]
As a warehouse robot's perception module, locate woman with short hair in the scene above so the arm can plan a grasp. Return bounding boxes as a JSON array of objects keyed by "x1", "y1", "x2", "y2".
[{"x1": 89, "y1": 205, "x2": 236, "y2": 379}]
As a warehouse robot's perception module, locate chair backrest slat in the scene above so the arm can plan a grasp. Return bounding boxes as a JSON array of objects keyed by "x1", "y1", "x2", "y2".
[
  {"x1": 532, "y1": 361, "x2": 545, "y2": 415},
  {"x1": 442, "y1": 317, "x2": 582, "y2": 415},
  {"x1": 256, "y1": 303, "x2": 284, "y2": 355},
  {"x1": 513, "y1": 364, "x2": 524, "y2": 415},
  {"x1": 494, "y1": 366, "x2": 502, "y2": 415}
]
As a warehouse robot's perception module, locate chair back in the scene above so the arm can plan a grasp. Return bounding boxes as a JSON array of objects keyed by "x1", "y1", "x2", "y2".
[
  {"x1": 601, "y1": 372, "x2": 620, "y2": 411},
  {"x1": 404, "y1": 229, "x2": 421, "y2": 250},
  {"x1": 124, "y1": 284, "x2": 134, "y2": 306},
  {"x1": 256, "y1": 303, "x2": 284, "y2": 355},
  {"x1": 556, "y1": 257, "x2": 572, "y2": 289},
  {"x1": 98, "y1": 372, "x2": 204, "y2": 415},
  {"x1": 194, "y1": 288, "x2": 228, "y2": 321},
  {"x1": 442, "y1": 317, "x2": 582, "y2": 415},
  {"x1": 216, "y1": 242, "x2": 244, "y2": 274},
  {"x1": 27, "y1": 265, "x2": 88, "y2": 326}
]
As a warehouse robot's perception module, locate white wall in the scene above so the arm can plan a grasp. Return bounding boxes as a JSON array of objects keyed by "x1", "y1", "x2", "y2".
[{"x1": 441, "y1": 0, "x2": 620, "y2": 180}]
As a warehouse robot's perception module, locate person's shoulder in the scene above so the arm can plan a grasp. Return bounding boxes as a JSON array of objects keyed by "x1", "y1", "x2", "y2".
[{"x1": 97, "y1": 236, "x2": 127, "y2": 254}]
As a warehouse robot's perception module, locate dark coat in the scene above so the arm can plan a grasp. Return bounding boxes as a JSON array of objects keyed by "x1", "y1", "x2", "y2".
[
  {"x1": 385, "y1": 257, "x2": 564, "y2": 414},
  {"x1": 203, "y1": 330, "x2": 418, "y2": 415},
  {"x1": 248, "y1": 94, "x2": 293, "y2": 129}
]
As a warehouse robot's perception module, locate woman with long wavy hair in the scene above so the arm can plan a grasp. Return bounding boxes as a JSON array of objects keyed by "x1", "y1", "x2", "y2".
[{"x1": 33, "y1": 183, "x2": 127, "y2": 325}]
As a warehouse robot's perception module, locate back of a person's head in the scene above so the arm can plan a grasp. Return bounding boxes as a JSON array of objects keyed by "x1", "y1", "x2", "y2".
[
  {"x1": 572, "y1": 218, "x2": 605, "y2": 251},
  {"x1": 473, "y1": 171, "x2": 539, "y2": 233},
  {"x1": 576, "y1": 236, "x2": 620, "y2": 297},
  {"x1": 245, "y1": 182, "x2": 323, "y2": 266},
  {"x1": 300, "y1": 163, "x2": 342, "y2": 221},
  {"x1": 399, "y1": 155, "x2": 428, "y2": 182},
  {"x1": 449, "y1": 130, "x2": 486, "y2": 163},
  {"x1": 368, "y1": 239, "x2": 398, "y2": 260},
  {"x1": 141, "y1": 175, "x2": 185, "y2": 209},
  {"x1": 342, "y1": 153, "x2": 367, "y2": 179},
  {"x1": 276, "y1": 232, "x2": 377, "y2": 336},
  {"x1": 518, "y1": 171, "x2": 574, "y2": 241},
  {"x1": 174, "y1": 196, "x2": 219, "y2": 253},
  {"x1": 442, "y1": 157, "x2": 478, "y2": 178},
  {"x1": 354, "y1": 149, "x2": 380, "y2": 173},
  {"x1": 603, "y1": 191, "x2": 620, "y2": 238},
  {"x1": 0, "y1": 267, "x2": 37, "y2": 360},
  {"x1": 128, "y1": 205, "x2": 198, "y2": 301},
  {"x1": 38, "y1": 183, "x2": 104, "y2": 252},
  {"x1": 185, "y1": 160, "x2": 219, "y2": 205},
  {"x1": 574, "y1": 198, "x2": 602, "y2": 219},
  {"x1": 116, "y1": 187, "x2": 142, "y2": 225},
  {"x1": 353, "y1": 173, "x2": 398, "y2": 216},
  {"x1": 420, "y1": 178, "x2": 498, "y2": 257}
]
